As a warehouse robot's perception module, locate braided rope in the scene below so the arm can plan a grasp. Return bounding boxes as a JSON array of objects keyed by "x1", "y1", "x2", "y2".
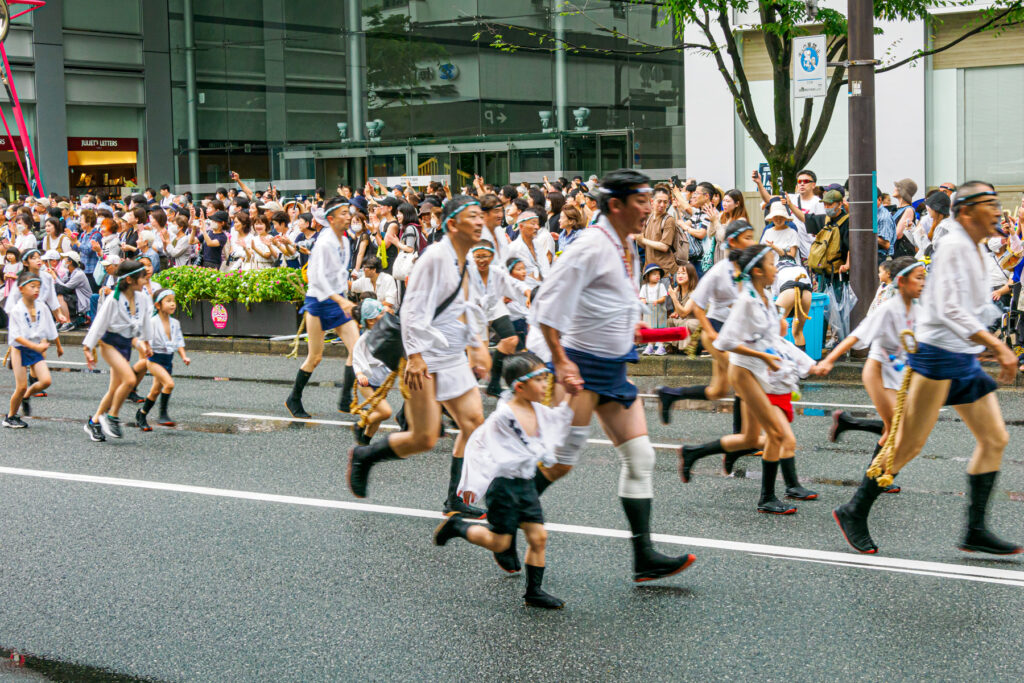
[
  {"x1": 350, "y1": 358, "x2": 408, "y2": 429},
  {"x1": 544, "y1": 372, "x2": 554, "y2": 407},
  {"x1": 2, "y1": 346, "x2": 10, "y2": 368},
  {"x1": 866, "y1": 330, "x2": 917, "y2": 487},
  {"x1": 286, "y1": 318, "x2": 306, "y2": 360}
]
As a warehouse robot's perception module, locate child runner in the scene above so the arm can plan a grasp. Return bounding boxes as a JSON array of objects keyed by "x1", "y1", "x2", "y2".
[
  {"x1": 816, "y1": 258, "x2": 924, "y2": 489},
  {"x1": 434, "y1": 352, "x2": 570, "y2": 609},
  {"x1": 350, "y1": 298, "x2": 393, "y2": 445},
  {"x1": 135, "y1": 289, "x2": 190, "y2": 431},
  {"x1": 639, "y1": 263, "x2": 668, "y2": 355},
  {"x1": 82, "y1": 259, "x2": 154, "y2": 442},
  {"x1": 833, "y1": 182, "x2": 1021, "y2": 555},
  {"x1": 505, "y1": 257, "x2": 530, "y2": 348},
  {"x1": 700, "y1": 245, "x2": 818, "y2": 513},
  {"x1": 4, "y1": 272, "x2": 59, "y2": 428},
  {"x1": 471, "y1": 239, "x2": 531, "y2": 396},
  {"x1": 284, "y1": 196, "x2": 360, "y2": 418}
]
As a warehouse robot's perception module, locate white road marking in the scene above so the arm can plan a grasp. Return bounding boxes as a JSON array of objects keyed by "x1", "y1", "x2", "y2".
[
  {"x1": 0, "y1": 464, "x2": 1020, "y2": 588},
  {"x1": 48, "y1": 360, "x2": 88, "y2": 366},
  {"x1": 204, "y1": 412, "x2": 681, "y2": 450}
]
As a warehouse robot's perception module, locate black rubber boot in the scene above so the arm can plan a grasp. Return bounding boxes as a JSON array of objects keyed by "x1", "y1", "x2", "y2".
[
  {"x1": 443, "y1": 456, "x2": 486, "y2": 518},
  {"x1": 959, "y1": 472, "x2": 1023, "y2": 555},
  {"x1": 833, "y1": 475, "x2": 885, "y2": 553},
  {"x1": 486, "y1": 351, "x2": 506, "y2": 397},
  {"x1": 285, "y1": 369, "x2": 312, "y2": 419},
  {"x1": 656, "y1": 385, "x2": 706, "y2": 424},
  {"x1": 493, "y1": 533, "x2": 521, "y2": 573},
  {"x1": 394, "y1": 402, "x2": 408, "y2": 431},
  {"x1": 135, "y1": 408, "x2": 152, "y2": 432},
  {"x1": 140, "y1": 396, "x2": 155, "y2": 415},
  {"x1": 338, "y1": 365, "x2": 356, "y2": 413},
  {"x1": 723, "y1": 448, "x2": 760, "y2": 475},
  {"x1": 621, "y1": 497, "x2": 696, "y2": 582},
  {"x1": 732, "y1": 396, "x2": 743, "y2": 434},
  {"x1": 347, "y1": 436, "x2": 401, "y2": 498},
  {"x1": 679, "y1": 439, "x2": 724, "y2": 483},
  {"x1": 352, "y1": 422, "x2": 371, "y2": 445},
  {"x1": 524, "y1": 565, "x2": 565, "y2": 609},
  {"x1": 433, "y1": 512, "x2": 472, "y2": 546},
  {"x1": 534, "y1": 467, "x2": 553, "y2": 496},
  {"x1": 157, "y1": 393, "x2": 175, "y2": 426},
  {"x1": 757, "y1": 459, "x2": 796, "y2": 514},
  {"x1": 780, "y1": 457, "x2": 818, "y2": 500},
  {"x1": 830, "y1": 410, "x2": 885, "y2": 442},
  {"x1": 868, "y1": 443, "x2": 901, "y2": 494}
]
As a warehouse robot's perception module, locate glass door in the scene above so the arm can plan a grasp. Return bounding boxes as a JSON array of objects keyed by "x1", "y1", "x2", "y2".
[{"x1": 597, "y1": 133, "x2": 631, "y2": 176}]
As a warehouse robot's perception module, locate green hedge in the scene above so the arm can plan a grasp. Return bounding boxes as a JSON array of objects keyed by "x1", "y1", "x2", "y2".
[{"x1": 153, "y1": 266, "x2": 306, "y2": 314}]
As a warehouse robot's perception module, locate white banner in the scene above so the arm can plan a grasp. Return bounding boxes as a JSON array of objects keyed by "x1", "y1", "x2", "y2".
[{"x1": 792, "y1": 35, "x2": 827, "y2": 99}]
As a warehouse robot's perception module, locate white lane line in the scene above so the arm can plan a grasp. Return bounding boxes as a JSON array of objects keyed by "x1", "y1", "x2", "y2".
[
  {"x1": 204, "y1": 412, "x2": 681, "y2": 450},
  {"x1": 48, "y1": 360, "x2": 88, "y2": 366},
  {"x1": 0, "y1": 464, "x2": 1020, "y2": 588}
]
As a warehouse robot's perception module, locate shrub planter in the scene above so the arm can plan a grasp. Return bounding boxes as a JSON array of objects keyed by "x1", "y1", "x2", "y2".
[
  {"x1": 189, "y1": 300, "x2": 300, "y2": 338},
  {"x1": 175, "y1": 305, "x2": 206, "y2": 336}
]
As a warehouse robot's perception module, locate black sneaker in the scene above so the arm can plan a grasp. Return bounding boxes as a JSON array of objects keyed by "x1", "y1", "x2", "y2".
[
  {"x1": 84, "y1": 418, "x2": 106, "y2": 442},
  {"x1": 785, "y1": 486, "x2": 819, "y2": 501},
  {"x1": 99, "y1": 414, "x2": 123, "y2": 439},
  {"x1": 959, "y1": 528, "x2": 1023, "y2": 555},
  {"x1": 135, "y1": 409, "x2": 152, "y2": 432},
  {"x1": 32, "y1": 390, "x2": 46, "y2": 398},
  {"x1": 880, "y1": 483, "x2": 901, "y2": 494},
  {"x1": 757, "y1": 498, "x2": 797, "y2": 515},
  {"x1": 524, "y1": 589, "x2": 565, "y2": 609},
  {"x1": 127, "y1": 390, "x2": 145, "y2": 404},
  {"x1": 3, "y1": 416, "x2": 26, "y2": 429},
  {"x1": 285, "y1": 396, "x2": 310, "y2": 420},
  {"x1": 20, "y1": 397, "x2": 30, "y2": 417},
  {"x1": 443, "y1": 496, "x2": 486, "y2": 520}
]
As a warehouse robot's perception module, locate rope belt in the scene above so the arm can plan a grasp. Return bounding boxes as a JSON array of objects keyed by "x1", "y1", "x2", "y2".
[
  {"x1": 866, "y1": 329, "x2": 918, "y2": 487},
  {"x1": 286, "y1": 318, "x2": 306, "y2": 360},
  {"x1": 349, "y1": 357, "x2": 410, "y2": 430}
]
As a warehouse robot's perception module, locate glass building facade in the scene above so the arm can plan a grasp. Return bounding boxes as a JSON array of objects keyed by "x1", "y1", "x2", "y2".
[{"x1": 167, "y1": 0, "x2": 686, "y2": 192}]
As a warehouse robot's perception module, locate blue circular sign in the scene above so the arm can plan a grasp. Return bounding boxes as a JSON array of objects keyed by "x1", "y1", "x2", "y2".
[
  {"x1": 800, "y1": 45, "x2": 819, "y2": 73},
  {"x1": 438, "y1": 63, "x2": 459, "y2": 81}
]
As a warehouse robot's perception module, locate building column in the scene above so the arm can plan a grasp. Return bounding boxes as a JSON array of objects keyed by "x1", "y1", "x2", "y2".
[
  {"x1": 142, "y1": 0, "x2": 174, "y2": 188},
  {"x1": 263, "y1": 0, "x2": 287, "y2": 183},
  {"x1": 553, "y1": 2, "x2": 567, "y2": 132},
  {"x1": 346, "y1": 0, "x2": 365, "y2": 141},
  {"x1": 30, "y1": 0, "x2": 68, "y2": 196},
  {"x1": 182, "y1": 0, "x2": 200, "y2": 184}
]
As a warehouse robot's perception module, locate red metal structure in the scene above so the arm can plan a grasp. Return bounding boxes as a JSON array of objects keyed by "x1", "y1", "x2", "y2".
[{"x1": 0, "y1": 1, "x2": 48, "y2": 197}]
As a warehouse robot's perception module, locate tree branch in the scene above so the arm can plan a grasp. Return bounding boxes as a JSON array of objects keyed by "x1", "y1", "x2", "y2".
[{"x1": 708, "y1": 9, "x2": 770, "y2": 152}]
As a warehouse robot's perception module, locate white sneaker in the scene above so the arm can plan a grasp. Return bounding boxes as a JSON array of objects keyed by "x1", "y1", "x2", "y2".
[
  {"x1": 654, "y1": 343, "x2": 667, "y2": 356},
  {"x1": 99, "y1": 413, "x2": 123, "y2": 439},
  {"x1": 642, "y1": 343, "x2": 655, "y2": 355}
]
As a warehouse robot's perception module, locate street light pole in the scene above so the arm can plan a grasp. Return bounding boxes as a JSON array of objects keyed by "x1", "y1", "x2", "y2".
[{"x1": 846, "y1": 0, "x2": 877, "y2": 327}]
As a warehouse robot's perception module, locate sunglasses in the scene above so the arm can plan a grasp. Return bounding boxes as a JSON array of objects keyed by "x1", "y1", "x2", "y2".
[{"x1": 796, "y1": 178, "x2": 814, "y2": 184}]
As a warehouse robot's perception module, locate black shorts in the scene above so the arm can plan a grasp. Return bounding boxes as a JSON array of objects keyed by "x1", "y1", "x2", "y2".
[
  {"x1": 490, "y1": 314, "x2": 516, "y2": 340},
  {"x1": 779, "y1": 280, "x2": 812, "y2": 294},
  {"x1": 485, "y1": 477, "x2": 544, "y2": 535}
]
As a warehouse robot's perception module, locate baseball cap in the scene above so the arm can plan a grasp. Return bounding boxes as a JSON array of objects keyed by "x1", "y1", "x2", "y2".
[
  {"x1": 924, "y1": 191, "x2": 951, "y2": 216},
  {"x1": 376, "y1": 196, "x2": 400, "y2": 210},
  {"x1": 208, "y1": 210, "x2": 229, "y2": 223},
  {"x1": 62, "y1": 251, "x2": 81, "y2": 264},
  {"x1": 823, "y1": 190, "x2": 843, "y2": 204}
]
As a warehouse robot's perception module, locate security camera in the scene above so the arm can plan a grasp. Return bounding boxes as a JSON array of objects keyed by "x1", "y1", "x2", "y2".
[{"x1": 805, "y1": 0, "x2": 818, "y2": 19}]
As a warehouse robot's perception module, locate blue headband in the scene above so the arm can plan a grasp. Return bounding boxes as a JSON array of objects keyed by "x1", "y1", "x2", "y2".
[
  {"x1": 444, "y1": 201, "x2": 480, "y2": 229},
  {"x1": 21, "y1": 249, "x2": 40, "y2": 262},
  {"x1": 472, "y1": 245, "x2": 495, "y2": 254},
  {"x1": 19, "y1": 276, "x2": 41, "y2": 287},
  {"x1": 739, "y1": 246, "x2": 773, "y2": 280},
  {"x1": 152, "y1": 288, "x2": 174, "y2": 312},
  {"x1": 512, "y1": 366, "x2": 550, "y2": 389},
  {"x1": 507, "y1": 257, "x2": 523, "y2": 272},
  {"x1": 896, "y1": 261, "x2": 926, "y2": 280},
  {"x1": 514, "y1": 212, "x2": 540, "y2": 226}
]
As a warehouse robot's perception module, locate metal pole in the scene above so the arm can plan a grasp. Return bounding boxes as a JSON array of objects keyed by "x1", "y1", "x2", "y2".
[
  {"x1": 183, "y1": 0, "x2": 200, "y2": 185},
  {"x1": 553, "y1": 2, "x2": 567, "y2": 131},
  {"x1": 846, "y1": 0, "x2": 877, "y2": 327},
  {"x1": 347, "y1": 0, "x2": 366, "y2": 142}
]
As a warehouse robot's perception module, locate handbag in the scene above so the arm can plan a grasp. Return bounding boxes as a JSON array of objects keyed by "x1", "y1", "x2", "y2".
[{"x1": 366, "y1": 259, "x2": 468, "y2": 371}]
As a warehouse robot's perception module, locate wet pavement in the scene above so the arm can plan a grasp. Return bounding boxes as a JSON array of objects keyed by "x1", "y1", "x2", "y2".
[{"x1": 1, "y1": 350, "x2": 1024, "y2": 680}]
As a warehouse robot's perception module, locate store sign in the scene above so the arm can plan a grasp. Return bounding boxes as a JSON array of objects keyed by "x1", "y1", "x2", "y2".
[
  {"x1": 792, "y1": 35, "x2": 827, "y2": 99},
  {"x1": 0, "y1": 136, "x2": 25, "y2": 151},
  {"x1": 67, "y1": 137, "x2": 139, "y2": 151}
]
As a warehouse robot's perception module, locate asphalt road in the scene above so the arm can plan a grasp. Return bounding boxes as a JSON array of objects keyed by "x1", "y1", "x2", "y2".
[{"x1": 2, "y1": 348, "x2": 1024, "y2": 681}]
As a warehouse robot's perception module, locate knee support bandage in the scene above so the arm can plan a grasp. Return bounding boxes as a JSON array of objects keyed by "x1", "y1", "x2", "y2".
[
  {"x1": 554, "y1": 425, "x2": 591, "y2": 466},
  {"x1": 616, "y1": 435, "x2": 655, "y2": 499}
]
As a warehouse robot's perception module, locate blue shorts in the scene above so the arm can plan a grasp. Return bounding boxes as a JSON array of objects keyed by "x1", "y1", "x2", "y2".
[
  {"x1": 149, "y1": 352, "x2": 174, "y2": 375},
  {"x1": 300, "y1": 296, "x2": 352, "y2": 331},
  {"x1": 559, "y1": 346, "x2": 639, "y2": 408},
  {"x1": 13, "y1": 345, "x2": 44, "y2": 368},
  {"x1": 908, "y1": 342, "x2": 997, "y2": 406},
  {"x1": 710, "y1": 318, "x2": 725, "y2": 333},
  {"x1": 101, "y1": 332, "x2": 133, "y2": 361}
]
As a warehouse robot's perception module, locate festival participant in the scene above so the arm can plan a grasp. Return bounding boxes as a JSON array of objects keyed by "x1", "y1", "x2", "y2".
[
  {"x1": 349, "y1": 298, "x2": 393, "y2": 446},
  {"x1": 657, "y1": 220, "x2": 762, "y2": 474},
  {"x1": 4, "y1": 272, "x2": 59, "y2": 428},
  {"x1": 505, "y1": 210, "x2": 551, "y2": 287},
  {"x1": 819, "y1": 258, "x2": 923, "y2": 471},
  {"x1": 135, "y1": 289, "x2": 190, "y2": 431},
  {"x1": 700, "y1": 245, "x2": 817, "y2": 513},
  {"x1": 833, "y1": 181, "x2": 1022, "y2": 555},
  {"x1": 528, "y1": 169, "x2": 696, "y2": 583},
  {"x1": 435, "y1": 352, "x2": 570, "y2": 609},
  {"x1": 284, "y1": 197, "x2": 360, "y2": 418},
  {"x1": 347, "y1": 195, "x2": 491, "y2": 519},
  {"x1": 471, "y1": 239, "x2": 531, "y2": 396},
  {"x1": 82, "y1": 260, "x2": 154, "y2": 442}
]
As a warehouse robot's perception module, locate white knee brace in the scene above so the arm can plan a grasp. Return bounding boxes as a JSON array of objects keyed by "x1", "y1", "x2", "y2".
[
  {"x1": 616, "y1": 435, "x2": 655, "y2": 499},
  {"x1": 554, "y1": 425, "x2": 591, "y2": 466}
]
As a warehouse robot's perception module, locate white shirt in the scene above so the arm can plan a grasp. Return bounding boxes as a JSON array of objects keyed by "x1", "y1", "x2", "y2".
[
  {"x1": 691, "y1": 258, "x2": 738, "y2": 323},
  {"x1": 916, "y1": 220, "x2": 996, "y2": 354},
  {"x1": 639, "y1": 281, "x2": 668, "y2": 305},
  {"x1": 7, "y1": 299, "x2": 57, "y2": 348},
  {"x1": 400, "y1": 235, "x2": 484, "y2": 367},
  {"x1": 351, "y1": 272, "x2": 399, "y2": 309},
  {"x1": 351, "y1": 333, "x2": 391, "y2": 387},
  {"x1": 457, "y1": 399, "x2": 574, "y2": 501},
  {"x1": 532, "y1": 215, "x2": 642, "y2": 358},
  {"x1": 473, "y1": 264, "x2": 530, "y2": 323},
  {"x1": 850, "y1": 295, "x2": 917, "y2": 390},
  {"x1": 983, "y1": 247, "x2": 1009, "y2": 291},
  {"x1": 506, "y1": 235, "x2": 552, "y2": 287},
  {"x1": 84, "y1": 290, "x2": 154, "y2": 348},
  {"x1": 525, "y1": 311, "x2": 551, "y2": 362},
  {"x1": 5, "y1": 270, "x2": 58, "y2": 314},
  {"x1": 150, "y1": 315, "x2": 185, "y2": 355},
  {"x1": 14, "y1": 232, "x2": 36, "y2": 253},
  {"x1": 788, "y1": 192, "x2": 824, "y2": 259},
  {"x1": 762, "y1": 226, "x2": 800, "y2": 259},
  {"x1": 305, "y1": 227, "x2": 350, "y2": 301}
]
